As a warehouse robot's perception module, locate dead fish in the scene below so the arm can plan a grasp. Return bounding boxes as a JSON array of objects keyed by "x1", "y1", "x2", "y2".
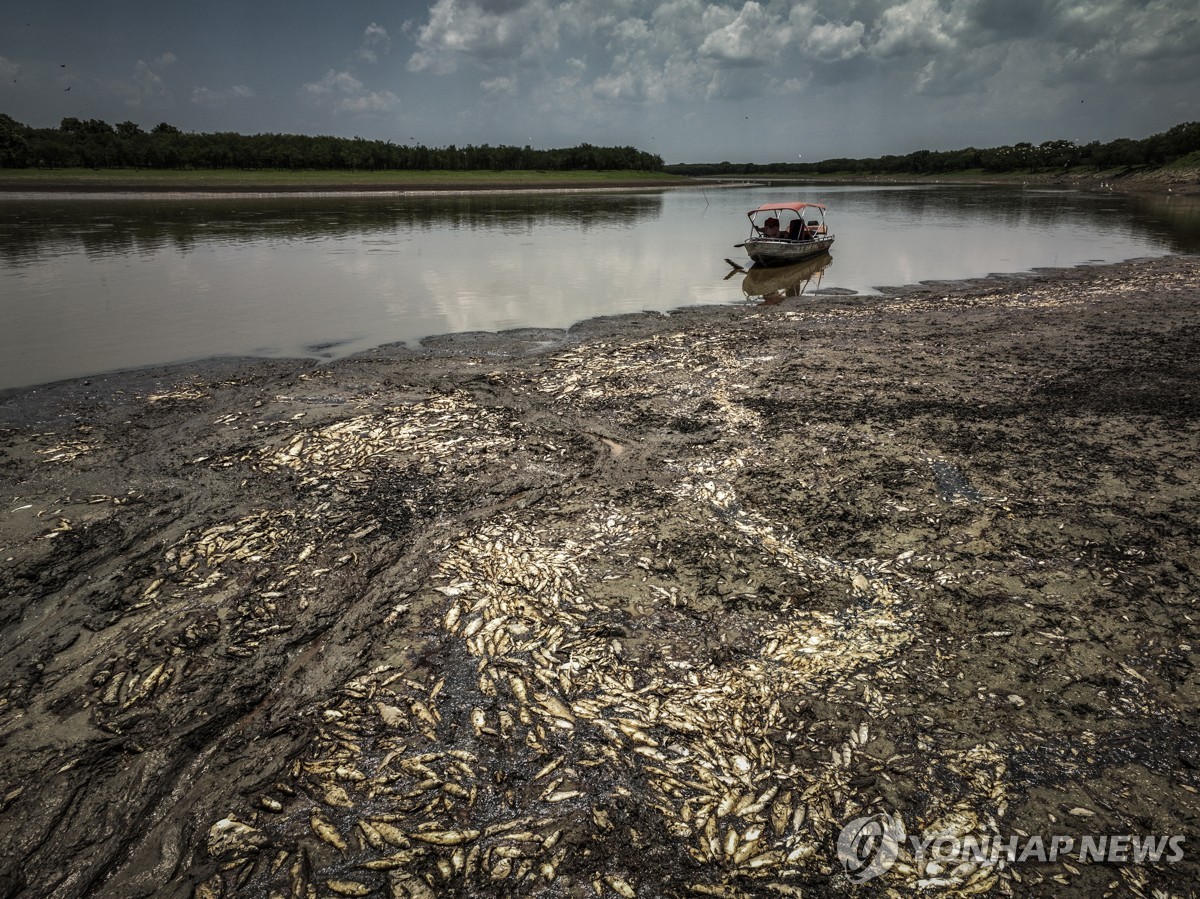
[
  {"x1": 325, "y1": 882, "x2": 371, "y2": 897},
  {"x1": 408, "y1": 829, "x2": 480, "y2": 846},
  {"x1": 310, "y1": 812, "x2": 347, "y2": 851},
  {"x1": 606, "y1": 875, "x2": 637, "y2": 898}
]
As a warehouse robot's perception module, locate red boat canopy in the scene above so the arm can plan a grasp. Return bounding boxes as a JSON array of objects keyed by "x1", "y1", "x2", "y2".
[{"x1": 748, "y1": 202, "x2": 826, "y2": 214}]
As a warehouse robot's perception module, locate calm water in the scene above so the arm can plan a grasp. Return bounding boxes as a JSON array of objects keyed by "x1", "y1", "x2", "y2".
[{"x1": 2, "y1": 184, "x2": 1198, "y2": 391}]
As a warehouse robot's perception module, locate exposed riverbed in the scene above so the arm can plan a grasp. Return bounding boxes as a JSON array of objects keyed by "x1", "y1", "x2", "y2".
[{"x1": 2, "y1": 255, "x2": 1199, "y2": 898}]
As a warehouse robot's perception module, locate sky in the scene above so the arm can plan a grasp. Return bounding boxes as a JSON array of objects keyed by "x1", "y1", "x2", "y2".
[{"x1": 1, "y1": 0, "x2": 1198, "y2": 164}]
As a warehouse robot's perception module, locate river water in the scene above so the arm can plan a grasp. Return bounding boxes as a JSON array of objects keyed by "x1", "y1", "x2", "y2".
[{"x1": 2, "y1": 183, "x2": 1198, "y2": 391}]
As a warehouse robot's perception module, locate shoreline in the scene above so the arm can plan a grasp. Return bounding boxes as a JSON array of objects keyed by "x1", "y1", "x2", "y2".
[
  {"x1": 2, "y1": 164, "x2": 1197, "y2": 198},
  {"x1": 0, "y1": 184, "x2": 690, "y2": 201},
  {"x1": 740, "y1": 169, "x2": 1200, "y2": 196},
  {"x1": 0, "y1": 171, "x2": 692, "y2": 199},
  {"x1": 2, "y1": 254, "x2": 1199, "y2": 897}
]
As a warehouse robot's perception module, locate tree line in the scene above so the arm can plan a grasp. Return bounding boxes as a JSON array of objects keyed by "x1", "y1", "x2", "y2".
[
  {"x1": 665, "y1": 121, "x2": 1200, "y2": 177},
  {"x1": 0, "y1": 114, "x2": 664, "y2": 172},
  {"x1": 4, "y1": 113, "x2": 1196, "y2": 177}
]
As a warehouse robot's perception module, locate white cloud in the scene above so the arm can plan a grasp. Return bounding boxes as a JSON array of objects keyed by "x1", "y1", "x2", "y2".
[
  {"x1": 407, "y1": 0, "x2": 588, "y2": 77},
  {"x1": 481, "y1": 75, "x2": 517, "y2": 95},
  {"x1": 301, "y1": 69, "x2": 400, "y2": 114},
  {"x1": 395, "y1": 0, "x2": 1200, "y2": 139},
  {"x1": 126, "y1": 52, "x2": 176, "y2": 107},
  {"x1": 698, "y1": 2, "x2": 788, "y2": 66},
  {"x1": 303, "y1": 69, "x2": 365, "y2": 97},
  {"x1": 358, "y1": 23, "x2": 392, "y2": 64},
  {"x1": 364, "y1": 23, "x2": 390, "y2": 43},
  {"x1": 611, "y1": 17, "x2": 653, "y2": 45},
  {"x1": 703, "y1": 67, "x2": 761, "y2": 101},
  {"x1": 588, "y1": 2, "x2": 727, "y2": 104},
  {"x1": 192, "y1": 84, "x2": 255, "y2": 107},
  {"x1": 0, "y1": 56, "x2": 19, "y2": 82},
  {"x1": 593, "y1": 70, "x2": 639, "y2": 102},
  {"x1": 402, "y1": 0, "x2": 867, "y2": 107},
  {"x1": 870, "y1": 0, "x2": 962, "y2": 58},
  {"x1": 407, "y1": 0, "x2": 545, "y2": 74},
  {"x1": 805, "y1": 21, "x2": 866, "y2": 62},
  {"x1": 341, "y1": 90, "x2": 401, "y2": 113}
]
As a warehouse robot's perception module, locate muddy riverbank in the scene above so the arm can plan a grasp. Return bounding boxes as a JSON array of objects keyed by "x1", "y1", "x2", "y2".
[
  {"x1": 736, "y1": 166, "x2": 1200, "y2": 196},
  {"x1": 2, "y1": 255, "x2": 1199, "y2": 898}
]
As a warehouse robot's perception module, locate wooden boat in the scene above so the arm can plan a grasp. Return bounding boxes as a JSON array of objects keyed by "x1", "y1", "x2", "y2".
[{"x1": 735, "y1": 201, "x2": 834, "y2": 266}]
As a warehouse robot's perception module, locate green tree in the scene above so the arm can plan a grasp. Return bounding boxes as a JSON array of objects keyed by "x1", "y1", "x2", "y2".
[{"x1": 0, "y1": 113, "x2": 30, "y2": 166}]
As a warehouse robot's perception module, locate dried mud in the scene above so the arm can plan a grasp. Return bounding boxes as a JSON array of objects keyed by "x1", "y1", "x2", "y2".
[{"x1": 2, "y1": 255, "x2": 1199, "y2": 899}]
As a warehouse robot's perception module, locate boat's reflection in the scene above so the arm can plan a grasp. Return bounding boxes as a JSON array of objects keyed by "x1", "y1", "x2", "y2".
[{"x1": 740, "y1": 252, "x2": 833, "y2": 304}]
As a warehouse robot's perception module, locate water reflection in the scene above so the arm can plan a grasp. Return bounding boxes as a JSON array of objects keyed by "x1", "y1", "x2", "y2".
[
  {"x1": 1, "y1": 185, "x2": 1197, "y2": 391},
  {"x1": 0, "y1": 193, "x2": 667, "y2": 266},
  {"x1": 740, "y1": 253, "x2": 834, "y2": 304},
  {"x1": 1126, "y1": 193, "x2": 1200, "y2": 253},
  {"x1": 816, "y1": 183, "x2": 1200, "y2": 254}
]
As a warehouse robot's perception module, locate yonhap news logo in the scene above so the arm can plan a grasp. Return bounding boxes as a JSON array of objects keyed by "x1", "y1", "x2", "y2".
[
  {"x1": 836, "y1": 811, "x2": 1186, "y2": 884},
  {"x1": 837, "y1": 812, "x2": 906, "y2": 883}
]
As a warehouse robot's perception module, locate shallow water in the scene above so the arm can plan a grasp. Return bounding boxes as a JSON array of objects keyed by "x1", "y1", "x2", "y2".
[{"x1": 1, "y1": 183, "x2": 1197, "y2": 391}]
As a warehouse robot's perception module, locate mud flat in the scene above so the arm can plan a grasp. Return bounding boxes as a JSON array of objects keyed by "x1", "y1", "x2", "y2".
[{"x1": 2, "y1": 255, "x2": 1199, "y2": 898}]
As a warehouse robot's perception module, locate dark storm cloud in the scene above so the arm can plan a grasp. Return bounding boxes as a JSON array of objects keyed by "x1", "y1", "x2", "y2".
[{"x1": 967, "y1": 0, "x2": 1057, "y2": 39}]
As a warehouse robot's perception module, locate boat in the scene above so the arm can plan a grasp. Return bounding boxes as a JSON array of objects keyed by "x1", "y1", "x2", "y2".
[{"x1": 735, "y1": 201, "x2": 834, "y2": 266}]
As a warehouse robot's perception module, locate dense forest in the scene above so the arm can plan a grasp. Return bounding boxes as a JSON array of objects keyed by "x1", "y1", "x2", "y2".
[
  {"x1": 665, "y1": 121, "x2": 1200, "y2": 176},
  {"x1": 0, "y1": 114, "x2": 664, "y2": 172},
  {"x1": 2, "y1": 114, "x2": 1198, "y2": 177}
]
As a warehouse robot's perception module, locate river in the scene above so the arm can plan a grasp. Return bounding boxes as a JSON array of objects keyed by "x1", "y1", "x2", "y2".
[{"x1": 2, "y1": 183, "x2": 1198, "y2": 391}]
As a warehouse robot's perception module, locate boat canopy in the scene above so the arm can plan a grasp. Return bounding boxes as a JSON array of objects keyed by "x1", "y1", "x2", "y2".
[{"x1": 748, "y1": 202, "x2": 826, "y2": 215}]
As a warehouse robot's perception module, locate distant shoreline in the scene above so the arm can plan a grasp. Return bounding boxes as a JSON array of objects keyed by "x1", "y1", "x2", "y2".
[
  {"x1": 0, "y1": 168, "x2": 691, "y2": 196},
  {"x1": 693, "y1": 165, "x2": 1200, "y2": 196},
  {"x1": 1, "y1": 165, "x2": 1196, "y2": 197},
  {"x1": 0, "y1": 186, "x2": 703, "y2": 202}
]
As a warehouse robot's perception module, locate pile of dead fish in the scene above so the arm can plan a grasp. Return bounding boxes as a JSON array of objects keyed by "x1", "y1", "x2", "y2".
[{"x1": 195, "y1": 336, "x2": 1015, "y2": 897}]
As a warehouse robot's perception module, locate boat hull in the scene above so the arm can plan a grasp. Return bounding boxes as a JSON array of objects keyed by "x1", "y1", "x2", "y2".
[{"x1": 742, "y1": 235, "x2": 834, "y2": 266}]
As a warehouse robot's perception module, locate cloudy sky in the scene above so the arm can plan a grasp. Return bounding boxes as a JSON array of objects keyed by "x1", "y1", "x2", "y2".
[{"x1": 1, "y1": 1, "x2": 1197, "y2": 163}]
